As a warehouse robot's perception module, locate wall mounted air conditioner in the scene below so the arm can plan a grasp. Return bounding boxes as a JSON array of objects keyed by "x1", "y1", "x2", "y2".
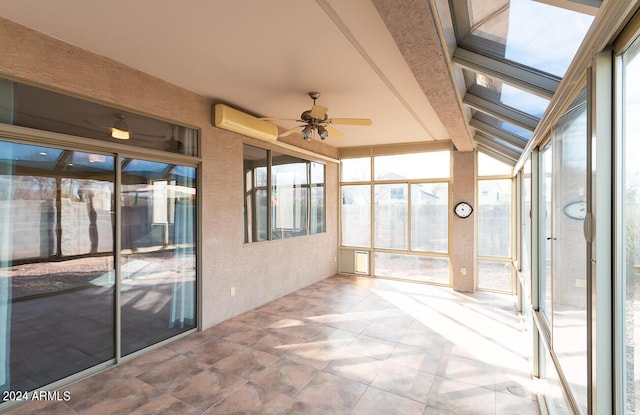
[{"x1": 213, "y1": 103, "x2": 279, "y2": 142}]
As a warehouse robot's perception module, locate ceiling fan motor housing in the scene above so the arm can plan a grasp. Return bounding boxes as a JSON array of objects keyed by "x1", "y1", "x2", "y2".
[{"x1": 300, "y1": 110, "x2": 328, "y2": 125}]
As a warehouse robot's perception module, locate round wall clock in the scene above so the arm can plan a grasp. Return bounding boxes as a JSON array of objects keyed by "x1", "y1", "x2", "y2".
[
  {"x1": 454, "y1": 201, "x2": 473, "y2": 218},
  {"x1": 563, "y1": 200, "x2": 586, "y2": 220}
]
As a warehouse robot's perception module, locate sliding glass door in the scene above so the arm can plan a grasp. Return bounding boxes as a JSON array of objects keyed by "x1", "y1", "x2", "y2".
[
  {"x1": 0, "y1": 140, "x2": 198, "y2": 393},
  {"x1": 0, "y1": 142, "x2": 116, "y2": 391},
  {"x1": 538, "y1": 92, "x2": 588, "y2": 414},
  {"x1": 120, "y1": 158, "x2": 197, "y2": 355}
]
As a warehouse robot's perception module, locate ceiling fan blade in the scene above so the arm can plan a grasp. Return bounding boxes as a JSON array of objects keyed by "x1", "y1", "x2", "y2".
[
  {"x1": 328, "y1": 118, "x2": 372, "y2": 126},
  {"x1": 325, "y1": 125, "x2": 343, "y2": 138},
  {"x1": 310, "y1": 105, "x2": 328, "y2": 119},
  {"x1": 279, "y1": 126, "x2": 304, "y2": 137}
]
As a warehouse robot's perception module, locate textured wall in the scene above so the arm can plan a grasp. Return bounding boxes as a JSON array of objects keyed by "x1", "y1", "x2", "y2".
[
  {"x1": 451, "y1": 150, "x2": 476, "y2": 292},
  {"x1": 372, "y1": 0, "x2": 473, "y2": 151},
  {"x1": 0, "y1": 17, "x2": 339, "y2": 328}
]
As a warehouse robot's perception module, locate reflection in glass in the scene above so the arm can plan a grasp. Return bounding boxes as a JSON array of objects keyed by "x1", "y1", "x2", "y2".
[
  {"x1": 243, "y1": 145, "x2": 268, "y2": 242},
  {"x1": 374, "y1": 151, "x2": 450, "y2": 180},
  {"x1": 374, "y1": 253, "x2": 450, "y2": 284},
  {"x1": 374, "y1": 184, "x2": 408, "y2": 250},
  {"x1": 310, "y1": 162, "x2": 325, "y2": 234},
  {"x1": 341, "y1": 185, "x2": 371, "y2": 247},
  {"x1": 271, "y1": 153, "x2": 308, "y2": 239},
  {"x1": 0, "y1": 141, "x2": 115, "y2": 392},
  {"x1": 4, "y1": 79, "x2": 199, "y2": 156},
  {"x1": 120, "y1": 158, "x2": 196, "y2": 356},
  {"x1": 411, "y1": 183, "x2": 448, "y2": 253},
  {"x1": 621, "y1": 35, "x2": 640, "y2": 414}
]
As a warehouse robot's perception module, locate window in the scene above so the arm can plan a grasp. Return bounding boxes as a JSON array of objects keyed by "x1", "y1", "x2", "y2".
[
  {"x1": 243, "y1": 144, "x2": 325, "y2": 243},
  {"x1": 477, "y1": 152, "x2": 513, "y2": 292},
  {"x1": 374, "y1": 184, "x2": 408, "y2": 249},
  {"x1": 340, "y1": 149, "x2": 451, "y2": 284},
  {"x1": 310, "y1": 162, "x2": 325, "y2": 234},
  {"x1": 243, "y1": 145, "x2": 268, "y2": 242},
  {"x1": 341, "y1": 185, "x2": 371, "y2": 247},
  {"x1": 374, "y1": 151, "x2": 450, "y2": 180},
  {"x1": 411, "y1": 183, "x2": 448, "y2": 253},
  {"x1": 272, "y1": 152, "x2": 308, "y2": 239}
]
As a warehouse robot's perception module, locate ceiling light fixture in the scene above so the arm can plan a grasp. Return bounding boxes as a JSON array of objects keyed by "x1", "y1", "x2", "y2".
[
  {"x1": 111, "y1": 114, "x2": 130, "y2": 140},
  {"x1": 317, "y1": 125, "x2": 328, "y2": 140},
  {"x1": 300, "y1": 125, "x2": 314, "y2": 140}
]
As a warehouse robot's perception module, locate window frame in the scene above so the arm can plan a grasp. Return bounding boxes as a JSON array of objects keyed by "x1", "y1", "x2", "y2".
[{"x1": 242, "y1": 143, "x2": 326, "y2": 244}]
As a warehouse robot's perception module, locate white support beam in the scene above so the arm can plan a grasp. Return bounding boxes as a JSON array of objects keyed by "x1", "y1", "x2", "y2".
[
  {"x1": 475, "y1": 134, "x2": 521, "y2": 162},
  {"x1": 463, "y1": 92, "x2": 539, "y2": 132},
  {"x1": 470, "y1": 117, "x2": 529, "y2": 150}
]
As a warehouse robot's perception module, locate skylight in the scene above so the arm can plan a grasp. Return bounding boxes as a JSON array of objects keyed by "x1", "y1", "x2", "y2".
[
  {"x1": 443, "y1": 0, "x2": 598, "y2": 161},
  {"x1": 464, "y1": 0, "x2": 595, "y2": 77},
  {"x1": 465, "y1": 69, "x2": 550, "y2": 119}
]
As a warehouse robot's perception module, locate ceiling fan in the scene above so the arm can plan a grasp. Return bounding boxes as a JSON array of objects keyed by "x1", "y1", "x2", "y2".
[{"x1": 262, "y1": 92, "x2": 372, "y2": 140}]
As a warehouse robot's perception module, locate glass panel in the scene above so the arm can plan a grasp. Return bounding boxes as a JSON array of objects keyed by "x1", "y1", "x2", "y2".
[
  {"x1": 374, "y1": 151, "x2": 450, "y2": 180},
  {"x1": 411, "y1": 183, "x2": 448, "y2": 252},
  {"x1": 0, "y1": 141, "x2": 115, "y2": 391},
  {"x1": 465, "y1": 69, "x2": 549, "y2": 118},
  {"x1": 374, "y1": 253, "x2": 450, "y2": 284},
  {"x1": 463, "y1": 0, "x2": 594, "y2": 77},
  {"x1": 474, "y1": 112, "x2": 532, "y2": 140},
  {"x1": 4, "y1": 79, "x2": 198, "y2": 156},
  {"x1": 621, "y1": 34, "x2": 640, "y2": 415},
  {"x1": 374, "y1": 184, "x2": 408, "y2": 249},
  {"x1": 540, "y1": 342, "x2": 573, "y2": 415},
  {"x1": 271, "y1": 153, "x2": 308, "y2": 239},
  {"x1": 539, "y1": 144, "x2": 553, "y2": 323},
  {"x1": 341, "y1": 157, "x2": 371, "y2": 182},
  {"x1": 552, "y1": 96, "x2": 587, "y2": 414},
  {"x1": 477, "y1": 179, "x2": 511, "y2": 257},
  {"x1": 120, "y1": 159, "x2": 196, "y2": 356},
  {"x1": 521, "y1": 159, "x2": 532, "y2": 300},
  {"x1": 243, "y1": 145, "x2": 268, "y2": 242},
  {"x1": 341, "y1": 185, "x2": 371, "y2": 247},
  {"x1": 477, "y1": 260, "x2": 512, "y2": 292},
  {"x1": 478, "y1": 151, "x2": 513, "y2": 176},
  {"x1": 310, "y1": 162, "x2": 325, "y2": 234}
]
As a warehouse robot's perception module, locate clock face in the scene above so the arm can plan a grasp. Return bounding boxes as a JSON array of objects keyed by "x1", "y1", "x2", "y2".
[
  {"x1": 563, "y1": 200, "x2": 586, "y2": 220},
  {"x1": 454, "y1": 202, "x2": 473, "y2": 218}
]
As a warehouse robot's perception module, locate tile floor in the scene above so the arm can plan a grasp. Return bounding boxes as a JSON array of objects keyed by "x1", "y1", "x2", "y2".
[{"x1": 5, "y1": 274, "x2": 540, "y2": 414}]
